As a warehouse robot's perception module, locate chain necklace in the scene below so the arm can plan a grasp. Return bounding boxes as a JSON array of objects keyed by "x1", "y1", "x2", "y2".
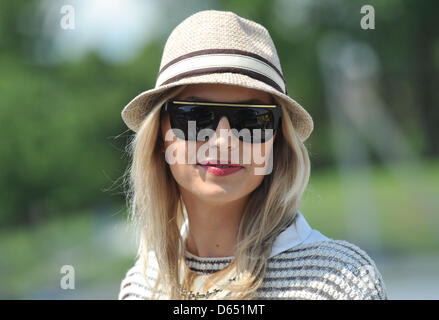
[
  {"x1": 180, "y1": 242, "x2": 238, "y2": 299},
  {"x1": 178, "y1": 276, "x2": 237, "y2": 299}
]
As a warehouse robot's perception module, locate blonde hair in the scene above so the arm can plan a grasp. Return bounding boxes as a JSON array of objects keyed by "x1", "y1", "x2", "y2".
[{"x1": 122, "y1": 85, "x2": 311, "y2": 299}]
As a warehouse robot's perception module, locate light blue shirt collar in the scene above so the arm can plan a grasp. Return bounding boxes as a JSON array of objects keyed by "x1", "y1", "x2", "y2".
[{"x1": 269, "y1": 211, "x2": 330, "y2": 257}]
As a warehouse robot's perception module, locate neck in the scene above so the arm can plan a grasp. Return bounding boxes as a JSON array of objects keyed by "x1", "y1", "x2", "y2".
[{"x1": 180, "y1": 188, "x2": 248, "y2": 258}]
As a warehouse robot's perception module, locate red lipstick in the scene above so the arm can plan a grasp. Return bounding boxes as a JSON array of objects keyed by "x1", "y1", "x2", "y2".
[{"x1": 197, "y1": 160, "x2": 243, "y2": 177}]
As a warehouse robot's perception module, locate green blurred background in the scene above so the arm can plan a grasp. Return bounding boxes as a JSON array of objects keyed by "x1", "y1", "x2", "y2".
[{"x1": 0, "y1": 0, "x2": 438, "y2": 299}]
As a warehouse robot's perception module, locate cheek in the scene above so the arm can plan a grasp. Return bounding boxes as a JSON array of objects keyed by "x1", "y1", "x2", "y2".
[
  {"x1": 244, "y1": 139, "x2": 275, "y2": 167},
  {"x1": 244, "y1": 143, "x2": 274, "y2": 188},
  {"x1": 241, "y1": 137, "x2": 276, "y2": 177},
  {"x1": 162, "y1": 133, "x2": 201, "y2": 193},
  {"x1": 168, "y1": 162, "x2": 194, "y2": 190}
]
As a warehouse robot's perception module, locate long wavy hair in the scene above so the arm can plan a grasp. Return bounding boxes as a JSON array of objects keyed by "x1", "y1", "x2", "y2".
[{"x1": 122, "y1": 84, "x2": 311, "y2": 299}]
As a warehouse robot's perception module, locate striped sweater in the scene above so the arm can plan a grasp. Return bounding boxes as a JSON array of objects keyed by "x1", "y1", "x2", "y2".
[{"x1": 118, "y1": 239, "x2": 388, "y2": 300}]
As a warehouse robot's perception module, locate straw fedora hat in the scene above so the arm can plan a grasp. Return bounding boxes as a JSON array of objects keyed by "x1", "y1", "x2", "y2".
[{"x1": 121, "y1": 10, "x2": 314, "y2": 141}]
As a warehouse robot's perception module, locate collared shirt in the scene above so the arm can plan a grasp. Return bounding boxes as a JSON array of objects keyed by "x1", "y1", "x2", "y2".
[{"x1": 119, "y1": 211, "x2": 387, "y2": 300}]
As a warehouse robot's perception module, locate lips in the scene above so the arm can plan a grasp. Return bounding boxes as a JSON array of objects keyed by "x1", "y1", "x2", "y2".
[
  {"x1": 197, "y1": 160, "x2": 244, "y2": 176},
  {"x1": 198, "y1": 160, "x2": 242, "y2": 167}
]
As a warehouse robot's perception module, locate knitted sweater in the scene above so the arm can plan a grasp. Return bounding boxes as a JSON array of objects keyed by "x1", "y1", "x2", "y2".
[{"x1": 118, "y1": 213, "x2": 388, "y2": 300}]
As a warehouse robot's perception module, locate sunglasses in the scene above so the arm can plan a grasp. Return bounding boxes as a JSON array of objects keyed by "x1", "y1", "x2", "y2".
[{"x1": 161, "y1": 99, "x2": 282, "y2": 143}]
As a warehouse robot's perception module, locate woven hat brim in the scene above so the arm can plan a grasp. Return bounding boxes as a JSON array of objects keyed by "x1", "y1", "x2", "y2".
[{"x1": 121, "y1": 73, "x2": 314, "y2": 142}]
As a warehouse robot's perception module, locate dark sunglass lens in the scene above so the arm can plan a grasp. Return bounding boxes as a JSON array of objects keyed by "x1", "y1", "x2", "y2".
[
  {"x1": 232, "y1": 108, "x2": 275, "y2": 143},
  {"x1": 235, "y1": 108, "x2": 275, "y2": 130},
  {"x1": 172, "y1": 105, "x2": 217, "y2": 141}
]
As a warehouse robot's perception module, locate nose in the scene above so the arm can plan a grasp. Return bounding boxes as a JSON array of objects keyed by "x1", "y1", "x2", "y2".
[{"x1": 211, "y1": 116, "x2": 240, "y2": 151}]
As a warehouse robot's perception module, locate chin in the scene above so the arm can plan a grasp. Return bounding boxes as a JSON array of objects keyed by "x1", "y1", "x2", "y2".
[{"x1": 195, "y1": 185, "x2": 245, "y2": 203}]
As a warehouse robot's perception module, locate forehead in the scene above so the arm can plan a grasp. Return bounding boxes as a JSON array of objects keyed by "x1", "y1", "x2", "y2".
[{"x1": 174, "y1": 83, "x2": 273, "y2": 103}]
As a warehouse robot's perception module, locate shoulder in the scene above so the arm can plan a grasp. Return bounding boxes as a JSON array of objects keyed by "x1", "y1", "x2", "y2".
[
  {"x1": 118, "y1": 252, "x2": 162, "y2": 300},
  {"x1": 261, "y1": 239, "x2": 388, "y2": 300}
]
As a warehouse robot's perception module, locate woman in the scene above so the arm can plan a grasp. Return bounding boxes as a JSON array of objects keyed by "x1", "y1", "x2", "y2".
[{"x1": 118, "y1": 10, "x2": 387, "y2": 300}]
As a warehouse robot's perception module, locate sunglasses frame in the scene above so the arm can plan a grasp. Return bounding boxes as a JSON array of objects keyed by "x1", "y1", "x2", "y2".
[{"x1": 161, "y1": 99, "x2": 283, "y2": 143}]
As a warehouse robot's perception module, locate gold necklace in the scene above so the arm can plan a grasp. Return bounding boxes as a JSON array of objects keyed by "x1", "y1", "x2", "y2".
[
  {"x1": 179, "y1": 276, "x2": 237, "y2": 299},
  {"x1": 180, "y1": 245, "x2": 238, "y2": 299}
]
